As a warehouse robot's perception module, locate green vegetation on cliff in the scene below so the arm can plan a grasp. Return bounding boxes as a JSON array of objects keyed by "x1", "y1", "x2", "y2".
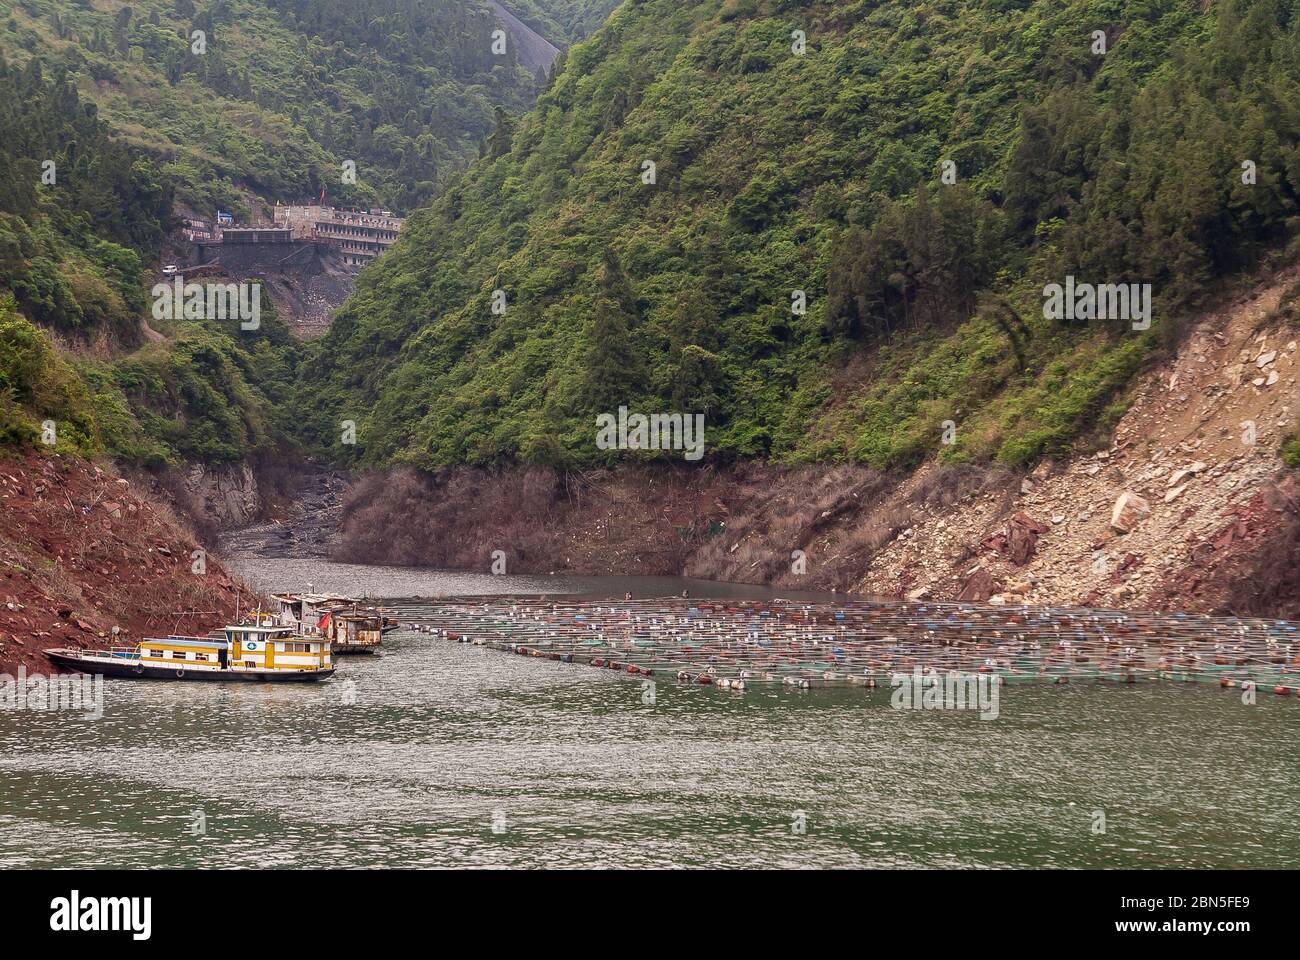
[
  {"x1": 302, "y1": 0, "x2": 1300, "y2": 471},
  {"x1": 2, "y1": 0, "x2": 613, "y2": 467},
  {"x1": 0, "y1": 44, "x2": 303, "y2": 466},
  {"x1": 503, "y1": 0, "x2": 624, "y2": 45},
  {"x1": 6, "y1": 0, "x2": 1300, "y2": 483},
  {"x1": 0, "y1": 49, "x2": 171, "y2": 344},
  {"x1": 2, "y1": 0, "x2": 565, "y2": 214}
]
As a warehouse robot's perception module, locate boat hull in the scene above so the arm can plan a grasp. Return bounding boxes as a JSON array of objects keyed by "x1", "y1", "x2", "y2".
[{"x1": 45, "y1": 649, "x2": 335, "y2": 682}]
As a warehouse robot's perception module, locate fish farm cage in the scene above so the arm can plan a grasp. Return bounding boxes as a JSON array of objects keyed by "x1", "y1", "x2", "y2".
[{"x1": 399, "y1": 597, "x2": 1300, "y2": 697}]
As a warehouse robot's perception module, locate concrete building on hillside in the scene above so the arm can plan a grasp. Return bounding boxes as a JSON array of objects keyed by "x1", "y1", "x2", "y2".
[
  {"x1": 274, "y1": 204, "x2": 404, "y2": 266},
  {"x1": 218, "y1": 227, "x2": 294, "y2": 244}
]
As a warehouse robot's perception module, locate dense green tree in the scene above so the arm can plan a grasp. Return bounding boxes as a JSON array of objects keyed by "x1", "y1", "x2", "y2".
[
  {"x1": 302, "y1": 0, "x2": 1300, "y2": 472},
  {"x1": 581, "y1": 250, "x2": 645, "y2": 411}
]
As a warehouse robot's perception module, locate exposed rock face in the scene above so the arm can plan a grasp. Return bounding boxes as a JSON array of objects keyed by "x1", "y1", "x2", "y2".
[
  {"x1": 1110, "y1": 492, "x2": 1151, "y2": 533},
  {"x1": 957, "y1": 568, "x2": 996, "y2": 602},
  {"x1": 489, "y1": 1, "x2": 560, "y2": 72},
  {"x1": 981, "y1": 511, "x2": 1050, "y2": 565},
  {"x1": 0, "y1": 451, "x2": 247, "y2": 676},
  {"x1": 314, "y1": 267, "x2": 1300, "y2": 615},
  {"x1": 189, "y1": 243, "x2": 355, "y2": 338},
  {"x1": 218, "y1": 468, "x2": 349, "y2": 560},
  {"x1": 185, "y1": 462, "x2": 262, "y2": 528}
]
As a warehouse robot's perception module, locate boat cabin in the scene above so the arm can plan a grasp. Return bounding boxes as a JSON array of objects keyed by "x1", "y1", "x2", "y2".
[
  {"x1": 327, "y1": 612, "x2": 384, "y2": 653},
  {"x1": 271, "y1": 593, "x2": 359, "y2": 635},
  {"x1": 140, "y1": 635, "x2": 230, "y2": 670},
  {"x1": 224, "y1": 624, "x2": 332, "y2": 671},
  {"x1": 137, "y1": 626, "x2": 330, "y2": 674}
]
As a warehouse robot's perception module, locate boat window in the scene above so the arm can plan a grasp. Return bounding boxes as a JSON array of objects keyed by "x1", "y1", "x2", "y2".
[
  {"x1": 171, "y1": 650, "x2": 187, "y2": 659},
  {"x1": 195, "y1": 653, "x2": 208, "y2": 661},
  {"x1": 244, "y1": 660, "x2": 255, "y2": 668}
]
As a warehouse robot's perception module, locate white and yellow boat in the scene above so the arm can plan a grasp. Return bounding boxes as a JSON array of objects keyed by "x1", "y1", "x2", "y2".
[{"x1": 45, "y1": 621, "x2": 334, "y2": 682}]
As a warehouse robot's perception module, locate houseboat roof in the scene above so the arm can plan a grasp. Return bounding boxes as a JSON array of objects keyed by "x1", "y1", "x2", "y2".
[
  {"x1": 227, "y1": 624, "x2": 299, "y2": 634},
  {"x1": 144, "y1": 635, "x2": 230, "y2": 649}
]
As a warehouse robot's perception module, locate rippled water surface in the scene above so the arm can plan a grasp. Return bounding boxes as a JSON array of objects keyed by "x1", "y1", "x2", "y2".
[{"x1": 1, "y1": 560, "x2": 1295, "y2": 868}]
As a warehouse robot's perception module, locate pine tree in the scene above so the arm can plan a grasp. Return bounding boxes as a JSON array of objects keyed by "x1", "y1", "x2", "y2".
[{"x1": 581, "y1": 250, "x2": 644, "y2": 411}]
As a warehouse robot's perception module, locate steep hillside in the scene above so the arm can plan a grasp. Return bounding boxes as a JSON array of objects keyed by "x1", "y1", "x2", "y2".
[
  {"x1": 328, "y1": 264, "x2": 1299, "y2": 618},
  {"x1": 2, "y1": 0, "x2": 559, "y2": 215},
  {"x1": 491, "y1": 1, "x2": 561, "y2": 73},
  {"x1": 0, "y1": 0, "x2": 624, "y2": 472},
  {"x1": 501, "y1": 0, "x2": 623, "y2": 45},
  {"x1": 0, "y1": 53, "x2": 303, "y2": 474},
  {"x1": 0, "y1": 449, "x2": 248, "y2": 676},
  {"x1": 302, "y1": 0, "x2": 1300, "y2": 477}
]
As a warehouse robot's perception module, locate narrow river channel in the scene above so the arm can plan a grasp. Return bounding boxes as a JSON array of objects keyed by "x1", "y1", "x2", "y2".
[{"x1": 1, "y1": 557, "x2": 1293, "y2": 868}]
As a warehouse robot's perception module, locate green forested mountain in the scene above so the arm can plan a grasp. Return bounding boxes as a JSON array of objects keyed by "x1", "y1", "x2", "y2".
[
  {"x1": 6, "y1": 0, "x2": 1300, "y2": 478},
  {"x1": 0, "y1": 46, "x2": 304, "y2": 464},
  {"x1": 302, "y1": 0, "x2": 1300, "y2": 471},
  {"x1": 503, "y1": 0, "x2": 625, "y2": 45},
  {"x1": 1, "y1": 0, "x2": 569, "y2": 215},
  {"x1": 2, "y1": 0, "x2": 617, "y2": 466},
  {"x1": 0, "y1": 50, "x2": 171, "y2": 344}
]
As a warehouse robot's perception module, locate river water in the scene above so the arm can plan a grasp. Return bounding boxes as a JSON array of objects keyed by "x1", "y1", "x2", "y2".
[{"x1": 1, "y1": 558, "x2": 1295, "y2": 868}]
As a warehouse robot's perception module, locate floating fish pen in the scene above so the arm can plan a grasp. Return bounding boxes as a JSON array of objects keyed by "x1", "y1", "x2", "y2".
[{"x1": 404, "y1": 597, "x2": 1300, "y2": 697}]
